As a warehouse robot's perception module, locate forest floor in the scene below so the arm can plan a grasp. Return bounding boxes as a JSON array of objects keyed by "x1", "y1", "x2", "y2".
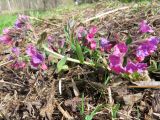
[{"x1": 0, "y1": 1, "x2": 160, "y2": 120}]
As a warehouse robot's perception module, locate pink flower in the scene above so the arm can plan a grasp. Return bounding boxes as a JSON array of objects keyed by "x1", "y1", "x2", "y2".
[
  {"x1": 48, "y1": 36, "x2": 54, "y2": 43},
  {"x1": 109, "y1": 55, "x2": 122, "y2": 66},
  {"x1": 90, "y1": 40, "x2": 96, "y2": 50},
  {"x1": 12, "y1": 47, "x2": 20, "y2": 56},
  {"x1": 0, "y1": 35, "x2": 12, "y2": 45},
  {"x1": 110, "y1": 65, "x2": 125, "y2": 74},
  {"x1": 109, "y1": 55, "x2": 125, "y2": 73},
  {"x1": 3, "y1": 28, "x2": 10, "y2": 34},
  {"x1": 113, "y1": 42, "x2": 128, "y2": 55},
  {"x1": 89, "y1": 26, "x2": 97, "y2": 36},
  {"x1": 12, "y1": 61, "x2": 26, "y2": 69},
  {"x1": 26, "y1": 44, "x2": 37, "y2": 56},
  {"x1": 58, "y1": 39, "x2": 65, "y2": 48},
  {"x1": 139, "y1": 20, "x2": 153, "y2": 33},
  {"x1": 41, "y1": 63, "x2": 48, "y2": 70},
  {"x1": 76, "y1": 26, "x2": 87, "y2": 40}
]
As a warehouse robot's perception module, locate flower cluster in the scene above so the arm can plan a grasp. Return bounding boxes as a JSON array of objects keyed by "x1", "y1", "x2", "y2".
[
  {"x1": 0, "y1": 15, "x2": 31, "y2": 69},
  {"x1": 47, "y1": 35, "x2": 65, "y2": 52},
  {"x1": 139, "y1": 20, "x2": 153, "y2": 33},
  {"x1": 0, "y1": 14, "x2": 159, "y2": 75},
  {"x1": 15, "y1": 15, "x2": 31, "y2": 29},
  {"x1": 136, "y1": 37, "x2": 159, "y2": 62},
  {"x1": 76, "y1": 26, "x2": 97, "y2": 50},
  {"x1": 100, "y1": 38, "x2": 112, "y2": 52},
  {"x1": 76, "y1": 20, "x2": 159, "y2": 74},
  {"x1": 108, "y1": 43, "x2": 148, "y2": 74},
  {"x1": 0, "y1": 15, "x2": 30, "y2": 45},
  {"x1": 107, "y1": 21, "x2": 159, "y2": 74},
  {"x1": 26, "y1": 44, "x2": 47, "y2": 70},
  {"x1": 109, "y1": 43, "x2": 147, "y2": 74}
]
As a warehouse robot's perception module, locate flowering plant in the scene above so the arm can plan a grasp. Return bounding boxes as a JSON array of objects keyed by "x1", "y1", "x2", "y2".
[{"x1": 0, "y1": 15, "x2": 159, "y2": 80}]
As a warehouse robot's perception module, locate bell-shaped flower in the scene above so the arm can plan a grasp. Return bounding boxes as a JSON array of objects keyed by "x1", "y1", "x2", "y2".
[
  {"x1": 0, "y1": 35, "x2": 12, "y2": 45},
  {"x1": 26, "y1": 44, "x2": 47, "y2": 70},
  {"x1": 125, "y1": 61, "x2": 147, "y2": 74},
  {"x1": 12, "y1": 47, "x2": 20, "y2": 56},
  {"x1": 76, "y1": 26, "x2": 87, "y2": 40},
  {"x1": 109, "y1": 55, "x2": 125, "y2": 74},
  {"x1": 30, "y1": 53, "x2": 44, "y2": 68},
  {"x1": 136, "y1": 37, "x2": 159, "y2": 62},
  {"x1": 100, "y1": 38, "x2": 112, "y2": 52},
  {"x1": 12, "y1": 60, "x2": 26, "y2": 69},
  {"x1": 139, "y1": 20, "x2": 153, "y2": 33},
  {"x1": 26, "y1": 44, "x2": 37, "y2": 57},
  {"x1": 15, "y1": 15, "x2": 29, "y2": 29},
  {"x1": 90, "y1": 40, "x2": 96, "y2": 50},
  {"x1": 113, "y1": 42, "x2": 128, "y2": 56}
]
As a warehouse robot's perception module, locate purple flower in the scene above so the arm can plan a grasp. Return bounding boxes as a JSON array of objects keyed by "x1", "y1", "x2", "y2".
[
  {"x1": 12, "y1": 47, "x2": 20, "y2": 56},
  {"x1": 48, "y1": 36, "x2": 54, "y2": 43},
  {"x1": 148, "y1": 36, "x2": 159, "y2": 46},
  {"x1": 26, "y1": 44, "x2": 37, "y2": 56},
  {"x1": 113, "y1": 42, "x2": 128, "y2": 55},
  {"x1": 30, "y1": 53, "x2": 45, "y2": 69},
  {"x1": 100, "y1": 38, "x2": 112, "y2": 52},
  {"x1": 125, "y1": 61, "x2": 147, "y2": 73},
  {"x1": 15, "y1": 15, "x2": 29, "y2": 28},
  {"x1": 137, "y1": 63, "x2": 147, "y2": 73},
  {"x1": 0, "y1": 35, "x2": 12, "y2": 45},
  {"x1": 139, "y1": 20, "x2": 153, "y2": 33},
  {"x1": 136, "y1": 37, "x2": 159, "y2": 62},
  {"x1": 76, "y1": 26, "x2": 87, "y2": 40},
  {"x1": 26, "y1": 44, "x2": 45, "y2": 69},
  {"x1": 109, "y1": 55, "x2": 122, "y2": 66},
  {"x1": 31, "y1": 53, "x2": 44, "y2": 64},
  {"x1": 58, "y1": 39, "x2": 65, "y2": 48},
  {"x1": 100, "y1": 38, "x2": 109, "y2": 48},
  {"x1": 125, "y1": 61, "x2": 137, "y2": 73}
]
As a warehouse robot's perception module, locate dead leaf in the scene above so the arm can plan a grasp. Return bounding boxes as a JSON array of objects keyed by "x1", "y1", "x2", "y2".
[{"x1": 123, "y1": 93, "x2": 142, "y2": 105}]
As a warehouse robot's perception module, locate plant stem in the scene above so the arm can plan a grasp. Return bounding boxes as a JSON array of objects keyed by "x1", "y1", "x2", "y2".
[{"x1": 42, "y1": 44, "x2": 95, "y2": 67}]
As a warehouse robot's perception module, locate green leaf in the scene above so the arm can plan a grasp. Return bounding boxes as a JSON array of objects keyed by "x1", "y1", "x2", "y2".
[
  {"x1": 75, "y1": 40, "x2": 84, "y2": 63},
  {"x1": 122, "y1": 56, "x2": 127, "y2": 67},
  {"x1": 61, "y1": 65, "x2": 69, "y2": 71},
  {"x1": 111, "y1": 103, "x2": 120, "y2": 119},
  {"x1": 125, "y1": 36, "x2": 132, "y2": 45},
  {"x1": 148, "y1": 60, "x2": 157, "y2": 71},
  {"x1": 57, "y1": 56, "x2": 68, "y2": 73},
  {"x1": 85, "y1": 104, "x2": 103, "y2": 120},
  {"x1": 37, "y1": 32, "x2": 47, "y2": 46},
  {"x1": 80, "y1": 93, "x2": 85, "y2": 115}
]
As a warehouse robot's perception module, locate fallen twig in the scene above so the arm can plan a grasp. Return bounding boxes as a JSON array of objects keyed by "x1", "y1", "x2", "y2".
[
  {"x1": 29, "y1": 16, "x2": 61, "y2": 27},
  {"x1": 55, "y1": 101, "x2": 74, "y2": 120},
  {"x1": 0, "y1": 60, "x2": 13, "y2": 67},
  {"x1": 0, "y1": 79, "x2": 23, "y2": 87},
  {"x1": 83, "y1": 6, "x2": 130, "y2": 23}
]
